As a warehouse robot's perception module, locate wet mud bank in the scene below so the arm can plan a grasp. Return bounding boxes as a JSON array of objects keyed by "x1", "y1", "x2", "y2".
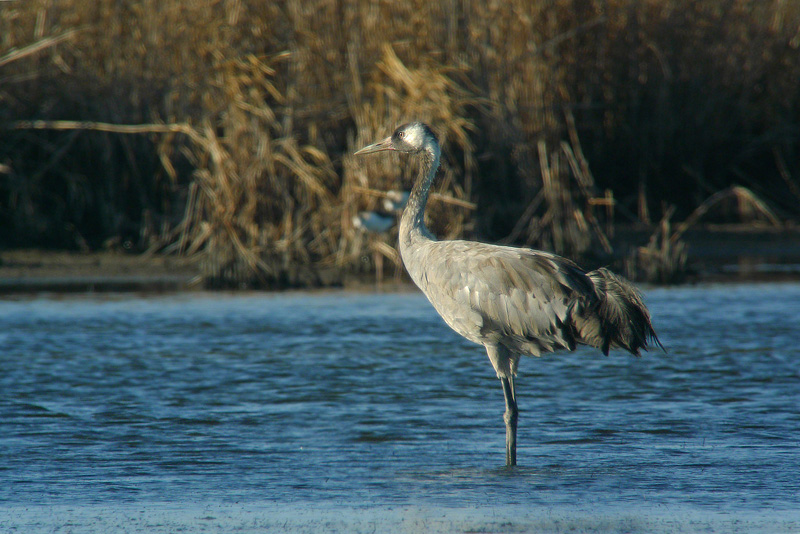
[{"x1": 2, "y1": 226, "x2": 800, "y2": 293}]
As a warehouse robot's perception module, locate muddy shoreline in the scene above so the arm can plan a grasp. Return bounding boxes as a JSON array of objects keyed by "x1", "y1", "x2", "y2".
[
  {"x1": 2, "y1": 226, "x2": 799, "y2": 294},
  {"x1": 0, "y1": 250, "x2": 201, "y2": 294}
]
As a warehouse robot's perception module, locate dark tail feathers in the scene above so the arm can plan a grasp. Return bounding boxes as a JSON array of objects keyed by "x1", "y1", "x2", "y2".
[{"x1": 576, "y1": 267, "x2": 664, "y2": 356}]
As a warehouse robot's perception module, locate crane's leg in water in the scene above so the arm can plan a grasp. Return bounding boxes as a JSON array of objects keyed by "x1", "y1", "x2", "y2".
[{"x1": 501, "y1": 376, "x2": 518, "y2": 466}]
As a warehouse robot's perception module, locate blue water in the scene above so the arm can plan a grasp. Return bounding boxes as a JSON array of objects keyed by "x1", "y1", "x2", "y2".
[{"x1": 1, "y1": 284, "x2": 799, "y2": 532}]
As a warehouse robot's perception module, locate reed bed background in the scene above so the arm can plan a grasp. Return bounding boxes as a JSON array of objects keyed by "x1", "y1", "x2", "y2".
[{"x1": 1, "y1": 0, "x2": 799, "y2": 286}]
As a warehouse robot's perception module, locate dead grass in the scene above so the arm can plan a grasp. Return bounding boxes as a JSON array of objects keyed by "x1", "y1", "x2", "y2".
[{"x1": 1, "y1": 0, "x2": 799, "y2": 286}]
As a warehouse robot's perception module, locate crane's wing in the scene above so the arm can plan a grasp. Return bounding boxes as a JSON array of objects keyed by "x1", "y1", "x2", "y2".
[
  {"x1": 407, "y1": 240, "x2": 598, "y2": 356},
  {"x1": 405, "y1": 238, "x2": 663, "y2": 358}
]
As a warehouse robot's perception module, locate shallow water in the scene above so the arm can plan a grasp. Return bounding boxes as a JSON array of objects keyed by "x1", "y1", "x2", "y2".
[{"x1": 2, "y1": 284, "x2": 799, "y2": 532}]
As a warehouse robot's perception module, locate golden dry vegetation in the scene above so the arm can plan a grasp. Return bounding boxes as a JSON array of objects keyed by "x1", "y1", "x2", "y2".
[{"x1": 1, "y1": 0, "x2": 799, "y2": 286}]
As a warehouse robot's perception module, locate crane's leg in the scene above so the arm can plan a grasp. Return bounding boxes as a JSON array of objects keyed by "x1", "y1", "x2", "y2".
[{"x1": 501, "y1": 375, "x2": 518, "y2": 466}]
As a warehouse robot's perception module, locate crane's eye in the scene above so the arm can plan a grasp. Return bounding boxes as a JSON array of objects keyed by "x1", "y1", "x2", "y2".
[{"x1": 397, "y1": 131, "x2": 405, "y2": 139}]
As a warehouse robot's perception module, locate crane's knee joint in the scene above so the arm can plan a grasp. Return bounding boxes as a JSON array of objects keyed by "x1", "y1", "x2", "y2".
[{"x1": 503, "y1": 407, "x2": 518, "y2": 426}]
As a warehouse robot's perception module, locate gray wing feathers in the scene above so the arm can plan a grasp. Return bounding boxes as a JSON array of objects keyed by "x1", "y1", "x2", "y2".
[
  {"x1": 416, "y1": 241, "x2": 593, "y2": 355},
  {"x1": 408, "y1": 240, "x2": 662, "y2": 360}
]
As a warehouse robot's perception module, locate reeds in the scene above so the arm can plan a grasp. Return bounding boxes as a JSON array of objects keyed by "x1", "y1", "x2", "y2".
[
  {"x1": 628, "y1": 206, "x2": 689, "y2": 285},
  {"x1": 2, "y1": 0, "x2": 799, "y2": 286}
]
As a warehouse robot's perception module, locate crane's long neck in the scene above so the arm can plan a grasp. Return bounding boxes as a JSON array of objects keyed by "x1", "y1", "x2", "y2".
[{"x1": 399, "y1": 142, "x2": 440, "y2": 247}]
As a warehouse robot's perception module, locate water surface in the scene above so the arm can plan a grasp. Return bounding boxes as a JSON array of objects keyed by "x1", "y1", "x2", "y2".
[{"x1": 1, "y1": 284, "x2": 799, "y2": 532}]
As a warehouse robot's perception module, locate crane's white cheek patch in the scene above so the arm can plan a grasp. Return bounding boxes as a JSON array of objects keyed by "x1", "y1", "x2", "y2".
[{"x1": 406, "y1": 127, "x2": 423, "y2": 148}]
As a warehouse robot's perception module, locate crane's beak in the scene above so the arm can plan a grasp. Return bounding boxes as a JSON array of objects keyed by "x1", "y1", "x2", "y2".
[{"x1": 354, "y1": 136, "x2": 395, "y2": 156}]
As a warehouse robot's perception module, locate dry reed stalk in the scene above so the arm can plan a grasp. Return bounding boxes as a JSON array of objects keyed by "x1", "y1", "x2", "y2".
[
  {"x1": 12, "y1": 120, "x2": 199, "y2": 139},
  {"x1": 673, "y1": 186, "x2": 782, "y2": 243},
  {"x1": 631, "y1": 206, "x2": 688, "y2": 285},
  {"x1": 507, "y1": 136, "x2": 611, "y2": 259},
  {"x1": 631, "y1": 185, "x2": 782, "y2": 284},
  {"x1": 0, "y1": 28, "x2": 82, "y2": 68}
]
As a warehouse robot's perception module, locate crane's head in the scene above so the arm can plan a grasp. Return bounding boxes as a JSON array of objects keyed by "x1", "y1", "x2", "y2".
[{"x1": 355, "y1": 122, "x2": 438, "y2": 156}]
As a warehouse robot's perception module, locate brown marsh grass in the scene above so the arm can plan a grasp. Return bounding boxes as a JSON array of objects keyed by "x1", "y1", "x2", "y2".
[{"x1": 1, "y1": 0, "x2": 799, "y2": 285}]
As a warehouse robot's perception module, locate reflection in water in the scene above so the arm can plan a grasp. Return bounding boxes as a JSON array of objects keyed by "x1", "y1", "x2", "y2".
[{"x1": 1, "y1": 284, "x2": 799, "y2": 531}]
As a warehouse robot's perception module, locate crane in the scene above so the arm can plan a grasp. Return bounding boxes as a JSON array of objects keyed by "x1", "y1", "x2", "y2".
[{"x1": 355, "y1": 122, "x2": 662, "y2": 466}]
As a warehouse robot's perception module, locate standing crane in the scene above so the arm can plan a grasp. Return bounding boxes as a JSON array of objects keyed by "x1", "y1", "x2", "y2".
[{"x1": 355, "y1": 122, "x2": 662, "y2": 466}]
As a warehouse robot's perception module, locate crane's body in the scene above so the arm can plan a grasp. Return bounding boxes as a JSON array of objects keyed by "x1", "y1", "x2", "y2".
[{"x1": 356, "y1": 122, "x2": 662, "y2": 466}]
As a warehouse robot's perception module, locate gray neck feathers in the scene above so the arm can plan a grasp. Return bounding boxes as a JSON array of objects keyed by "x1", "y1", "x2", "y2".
[{"x1": 400, "y1": 141, "x2": 440, "y2": 242}]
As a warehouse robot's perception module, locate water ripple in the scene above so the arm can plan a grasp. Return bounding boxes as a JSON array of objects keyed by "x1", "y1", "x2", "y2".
[{"x1": 1, "y1": 284, "x2": 799, "y2": 528}]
